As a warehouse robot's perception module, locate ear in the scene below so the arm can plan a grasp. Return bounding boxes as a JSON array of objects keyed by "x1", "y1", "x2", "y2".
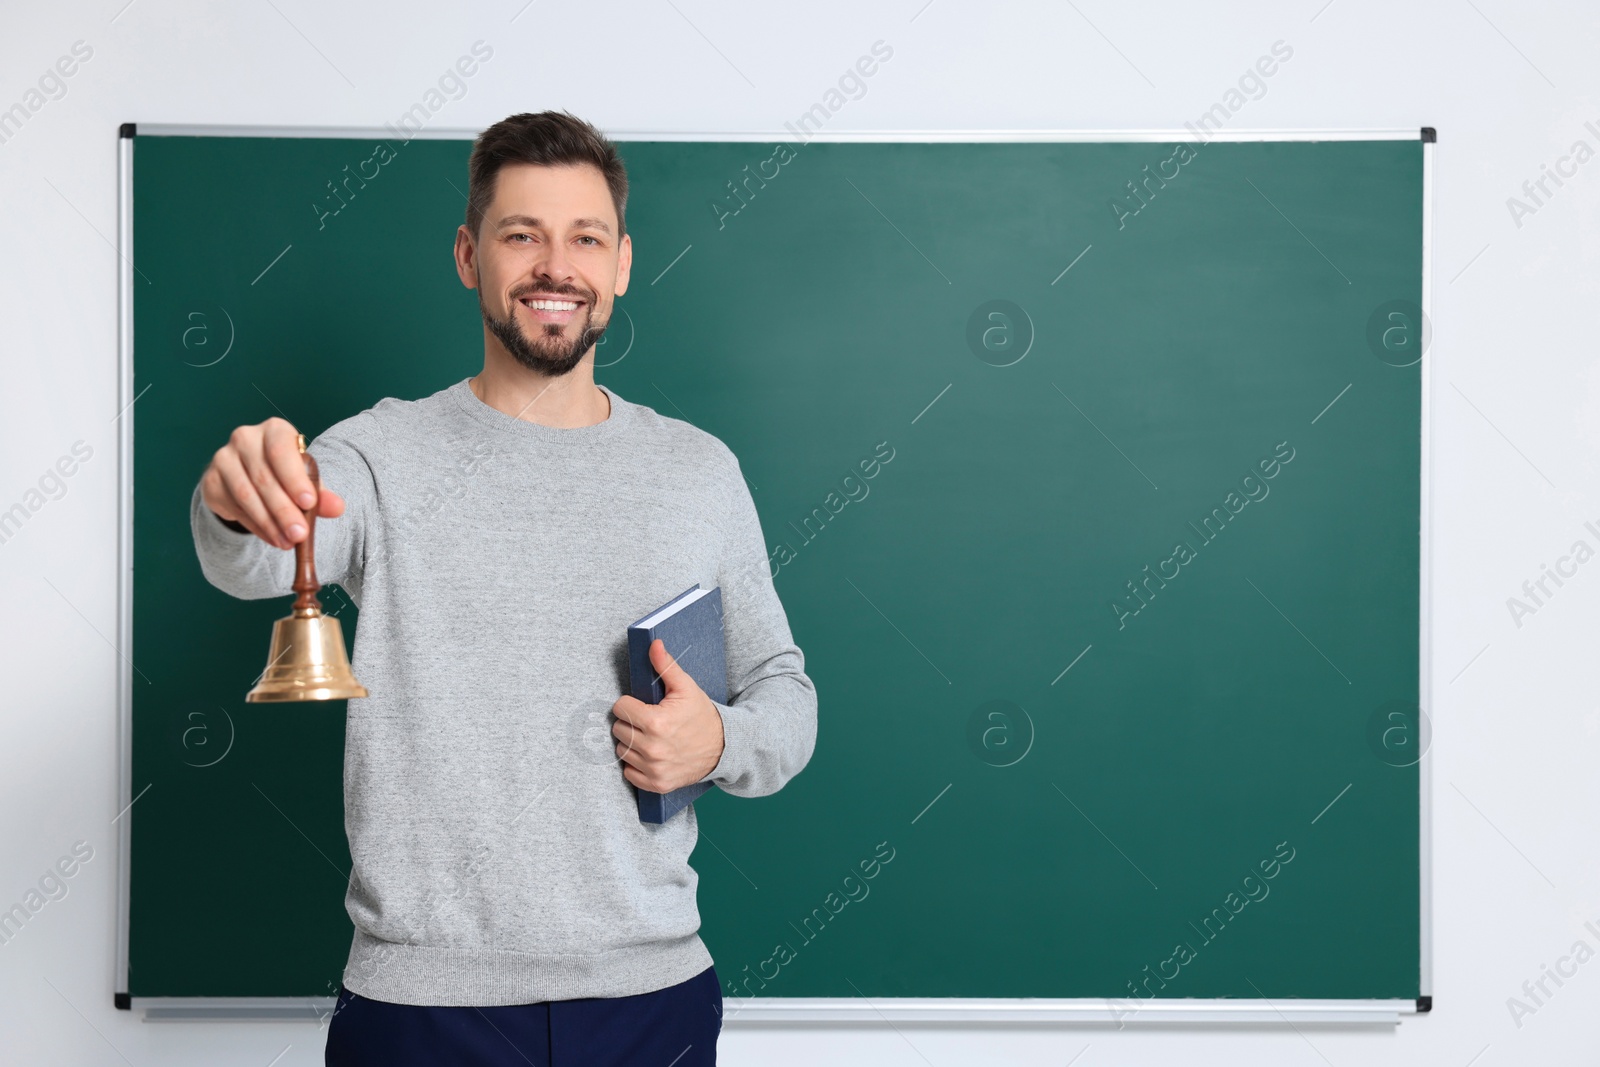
[
  {"x1": 613, "y1": 233, "x2": 632, "y2": 298},
  {"x1": 454, "y1": 223, "x2": 480, "y2": 290}
]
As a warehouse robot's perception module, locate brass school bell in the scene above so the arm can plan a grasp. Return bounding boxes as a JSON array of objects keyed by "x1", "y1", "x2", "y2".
[{"x1": 246, "y1": 434, "x2": 368, "y2": 702}]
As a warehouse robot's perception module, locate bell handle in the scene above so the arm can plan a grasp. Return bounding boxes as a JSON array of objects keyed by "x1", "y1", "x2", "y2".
[{"x1": 291, "y1": 433, "x2": 323, "y2": 617}]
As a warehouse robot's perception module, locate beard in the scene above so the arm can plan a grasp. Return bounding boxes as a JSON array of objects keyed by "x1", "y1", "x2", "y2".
[{"x1": 480, "y1": 285, "x2": 609, "y2": 378}]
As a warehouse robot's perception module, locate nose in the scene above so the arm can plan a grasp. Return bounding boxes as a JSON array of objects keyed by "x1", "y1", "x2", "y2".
[{"x1": 527, "y1": 239, "x2": 576, "y2": 290}]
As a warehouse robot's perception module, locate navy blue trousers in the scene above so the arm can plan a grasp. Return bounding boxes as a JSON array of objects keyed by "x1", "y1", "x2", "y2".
[{"x1": 324, "y1": 964, "x2": 721, "y2": 1066}]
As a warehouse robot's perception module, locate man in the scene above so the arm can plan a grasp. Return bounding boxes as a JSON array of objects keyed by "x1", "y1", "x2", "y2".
[{"x1": 191, "y1": 110, "x2": 818, "y2": 1066}]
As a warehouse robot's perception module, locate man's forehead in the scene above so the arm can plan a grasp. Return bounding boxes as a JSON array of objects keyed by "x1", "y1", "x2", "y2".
[{"x1": 490, "y1": 163, "x2": 615, "y2": 226}]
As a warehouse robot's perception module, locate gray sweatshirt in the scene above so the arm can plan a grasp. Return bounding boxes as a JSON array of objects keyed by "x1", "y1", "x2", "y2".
[{"x1": 189, "y1": 378, "x2": 818, "y2": 1006}]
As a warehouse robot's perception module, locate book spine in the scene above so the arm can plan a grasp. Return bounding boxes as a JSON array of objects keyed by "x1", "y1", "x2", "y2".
[
  {"x1": 630, "y1": 622, "x2": 671, "y2": 824},
  {"x1": 626, "y1": 624, "x2": 659, "y2": 704}
]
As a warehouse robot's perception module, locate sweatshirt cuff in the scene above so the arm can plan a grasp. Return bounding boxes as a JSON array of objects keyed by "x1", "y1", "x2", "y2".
[{"x1": 700, "y1": 700, "x2": 751, "y2": 787}]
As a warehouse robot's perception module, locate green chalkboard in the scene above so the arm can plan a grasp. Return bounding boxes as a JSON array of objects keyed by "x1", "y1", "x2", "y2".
[{"x1": 125, "y1": 130, "x2": 1425, "y2": 1003}]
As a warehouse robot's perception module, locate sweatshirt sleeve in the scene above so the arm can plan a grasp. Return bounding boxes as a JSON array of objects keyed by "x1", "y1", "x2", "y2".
[
  {"x1": 699, "y1": 456, "x2": 818, "y2": 798},
  {"x1": 190, "y1": 415, "x2": 377, "y2": 605}
]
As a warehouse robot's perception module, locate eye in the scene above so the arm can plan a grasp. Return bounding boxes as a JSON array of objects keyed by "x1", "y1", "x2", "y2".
[
  {"x1": 577, "y1": 236, "x2": 600, "y2": 246},
  {"x1": 508, "y1": 233, "x2": 534, "y2": 243}
]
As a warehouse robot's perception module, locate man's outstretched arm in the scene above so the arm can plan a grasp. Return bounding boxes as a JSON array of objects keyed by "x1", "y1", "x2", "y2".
[{"x1": 191, "y1": 414, "x2": 374, "y2": 601}]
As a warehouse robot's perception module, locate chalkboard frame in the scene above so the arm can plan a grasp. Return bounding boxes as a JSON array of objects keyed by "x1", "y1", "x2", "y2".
[{"x1": 114, "y1": 123, "x2": 1434, "y2": 1023}]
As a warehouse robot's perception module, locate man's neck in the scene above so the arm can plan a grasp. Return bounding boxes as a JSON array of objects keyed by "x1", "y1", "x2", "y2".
[{"x1": 469, "y1": 354, "x2": 612, "y2": 429}]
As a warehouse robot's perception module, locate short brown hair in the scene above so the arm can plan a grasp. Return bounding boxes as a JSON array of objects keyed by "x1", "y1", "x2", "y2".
[{"x1": 465, "y1": 110, "x2": 628, "y2": 241}]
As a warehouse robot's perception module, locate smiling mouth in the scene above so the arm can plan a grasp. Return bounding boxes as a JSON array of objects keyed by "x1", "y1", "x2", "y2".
[{"x1": 518, "y1": 294, "x2": 586, "y2": 325}]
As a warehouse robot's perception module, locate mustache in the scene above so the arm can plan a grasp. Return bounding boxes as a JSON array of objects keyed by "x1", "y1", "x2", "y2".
[{"x1": 510, "y1": 284, "x2": 592, "y2": 303}]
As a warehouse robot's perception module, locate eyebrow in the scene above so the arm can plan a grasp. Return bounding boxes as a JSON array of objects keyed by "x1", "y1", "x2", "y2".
[{"x1": 495, "y1": 214, "x2": 613, "y2": 236}]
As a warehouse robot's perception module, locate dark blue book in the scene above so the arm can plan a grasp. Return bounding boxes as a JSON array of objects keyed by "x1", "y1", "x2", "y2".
[{"x1": 627, "y1": 584, "x2": 727, "y2": 823}]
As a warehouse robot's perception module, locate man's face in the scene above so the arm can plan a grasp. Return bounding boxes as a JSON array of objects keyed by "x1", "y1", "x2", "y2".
[{"x1": 456, "y1": 162, "x2": 631, "y2": 377}]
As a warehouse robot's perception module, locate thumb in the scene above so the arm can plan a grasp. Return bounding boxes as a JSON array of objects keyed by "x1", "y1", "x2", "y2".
[
  {"x1": 650, "y1": 638, "x2": 691, "y2": 696},
  {"x1": 317, "y1": 486, "x2": 346, "y2": 519}
]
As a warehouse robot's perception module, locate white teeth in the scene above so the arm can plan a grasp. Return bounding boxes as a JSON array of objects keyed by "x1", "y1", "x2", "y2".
[{"x1": 522, "y1": 298, "x2": 578, "y2": 311}]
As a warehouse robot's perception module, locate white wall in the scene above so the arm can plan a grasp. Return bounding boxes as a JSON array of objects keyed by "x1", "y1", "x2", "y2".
[{"x1": 2, "y1": 0, "x2": 1596, "y2": 1062}]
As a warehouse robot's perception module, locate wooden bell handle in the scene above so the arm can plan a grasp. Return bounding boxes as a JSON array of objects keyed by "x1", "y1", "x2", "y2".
[{"x1": 291, "y1": 434, "x2": 323, "y2": 617}]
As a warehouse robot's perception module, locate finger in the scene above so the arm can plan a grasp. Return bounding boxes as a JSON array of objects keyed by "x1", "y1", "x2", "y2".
[
  {"x1": 212, "y1": 446, "x2": 291, "y2": 549},
  {"x1": 610, "y1": 696, "x2": 651, "y2": 726},
  {"x1": 649, "y1": 639, "x2": 692, "y2": 694},
  {"x1": 317, "y1": 486, "x2": 346, "y2": 519},
  {"x1": 615, "y1": 725, "x2": 657, "y2": 762},
  {"x1": 263, "y1": 419, "x2": 319, "y2": 510},
  {"x1": 611, "y1": 719, "x2": 644, "y2": 751},
  {"x1": 616, "y1": 740, "x2": 648, "y2": 770},
  {"x1": 257, "y1": 421, "x2": 316, "y2": 541},
  {"x1": 241, "y1": 427, "x2": 311, "y2": 545},
  {"x1": 223, "y1": 508, "x2": 275, "y2": 546},
  {"x1": 621, "y1": 764, "x2": 663, "y2": 793},
  {"x1": 200, "y1": 465, "x2": 248, "y2": 527},
  {"x1": 205, "y1": 478, "x2": 273, "y2": 546}
]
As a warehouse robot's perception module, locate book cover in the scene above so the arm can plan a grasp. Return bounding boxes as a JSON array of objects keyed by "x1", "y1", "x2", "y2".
[{"x1": 626, "y1": 584, "x2": 727, "y2": 823}]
